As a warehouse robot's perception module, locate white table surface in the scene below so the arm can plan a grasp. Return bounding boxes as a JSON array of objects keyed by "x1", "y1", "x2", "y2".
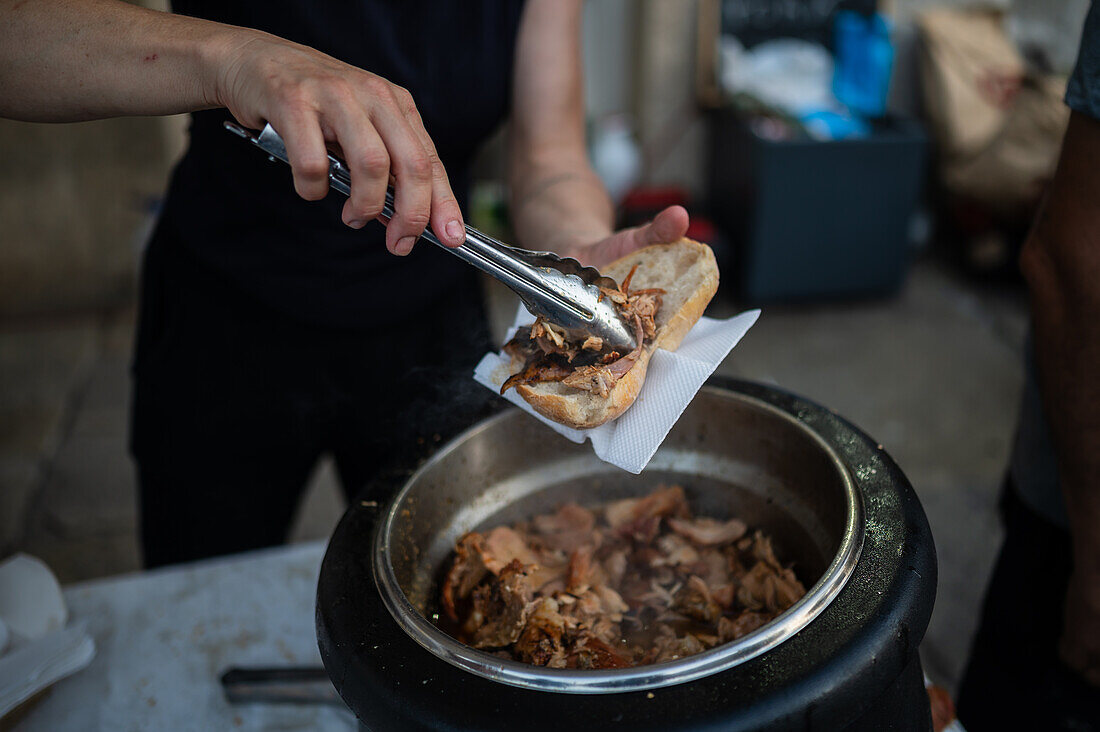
[{"x1": 16, "y1": 541, "x2": 357, "y2": 732}]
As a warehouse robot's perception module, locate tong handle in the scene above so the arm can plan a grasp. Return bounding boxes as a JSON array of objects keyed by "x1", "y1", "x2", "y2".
[
  {"x1": 225, "y1": 122, "x2": 590, "y2": 322},
  {"x1": 219, "y1": 666, "x2": 341, "y2": 706}
]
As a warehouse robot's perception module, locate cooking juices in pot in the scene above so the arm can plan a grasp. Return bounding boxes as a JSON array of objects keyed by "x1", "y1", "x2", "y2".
[{"x1": 437, "y1": 485, "x2": 808, "y2": 669}]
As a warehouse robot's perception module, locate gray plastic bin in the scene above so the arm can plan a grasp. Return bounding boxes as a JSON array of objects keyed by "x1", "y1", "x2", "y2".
[{"x1": 707, "y1": 110, "x2": 926, "y2": 302}]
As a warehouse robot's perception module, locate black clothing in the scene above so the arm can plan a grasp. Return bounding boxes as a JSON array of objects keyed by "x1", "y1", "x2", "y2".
[
  {"x1": 132, "y1": 233, "x2": 497, "y2": 568},
  {"x1": 957, "y1": 483, "x2": 1100, "y2": 730},
  {"x1": 164, "y1": 0, "x2": 525, "y2": 329},
  {"x1": 132, "y1": 1, "x2": 525, "y2": 566}
]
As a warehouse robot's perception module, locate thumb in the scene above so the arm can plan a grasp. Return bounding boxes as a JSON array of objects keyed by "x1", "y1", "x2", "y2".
[{"x1": 635, "y1": 205, "x2": 690, "y2": 248}]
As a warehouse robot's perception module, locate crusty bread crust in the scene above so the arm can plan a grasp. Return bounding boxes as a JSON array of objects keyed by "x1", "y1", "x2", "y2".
[{"x1": 513, "y1": 239, "x2": 719, "y2": 428}]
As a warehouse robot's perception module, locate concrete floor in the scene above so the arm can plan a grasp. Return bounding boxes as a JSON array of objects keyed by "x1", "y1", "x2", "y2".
[{"x1": 0, "y1": 256, "x2": 1027, "y2": 696}]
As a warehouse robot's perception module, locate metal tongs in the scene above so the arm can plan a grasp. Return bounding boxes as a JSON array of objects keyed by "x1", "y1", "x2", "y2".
[{"x1": 225, "y1": 122, "x2": 637, "y2": 351}]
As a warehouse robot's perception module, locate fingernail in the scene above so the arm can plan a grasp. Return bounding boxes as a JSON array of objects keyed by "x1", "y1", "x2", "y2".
[
  {"x1": 347, "y1": 218, "x2": 365, "y2": 229},
  {"x1": 395, "y1": 236, "x2": 416, "y2": 255},
  {"x1": 445, "y1": 220, "x2": 464, "y2": 243}
]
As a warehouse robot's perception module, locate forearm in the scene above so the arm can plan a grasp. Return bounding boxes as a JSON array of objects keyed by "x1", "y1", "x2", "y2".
[
  {"x1": 1022, "y1": 113, "x2": 1100, "y2": 547},
  {"x1": 1028, "y1": 222, "x2": 1100, "y2": 575},
  {"x1": 508, "y1": 147, "x2": 613, "y2": 254},
  {"x1": 1020, "y1": 112, "x2": 1100, "y2": 680},
  {"x1": 0, "y1": 0, "x2": 247, "y2": 121},
  {"x1": 506, "y1": 0, "x2": 612, "y2": 255}
]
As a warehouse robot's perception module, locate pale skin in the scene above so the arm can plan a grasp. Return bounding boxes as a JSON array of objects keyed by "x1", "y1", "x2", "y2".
[
  {"x1": 0, "y1": 0, "x2": 687, "y2": 264},
  {"x1": 1019, "y1": 111, "x2": 1100, "y2": 687}
]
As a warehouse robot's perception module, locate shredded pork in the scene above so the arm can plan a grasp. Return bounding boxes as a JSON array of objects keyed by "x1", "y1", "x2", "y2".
[
  {"x1": 500, "y1": 265, "x2": 663, "y2": 397},
  {"x1": 437, "y1": 485, "x2": 807, "y2": 669}
]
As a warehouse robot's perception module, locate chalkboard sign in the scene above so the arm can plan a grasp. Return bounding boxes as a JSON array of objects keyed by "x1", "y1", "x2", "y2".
[{"x1": 721, "y1": 0, "x2": 876, "y2": 49}]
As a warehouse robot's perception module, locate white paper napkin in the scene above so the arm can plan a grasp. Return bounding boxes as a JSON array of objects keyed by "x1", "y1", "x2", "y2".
[
  {"x1": 474, "y1": 307, "x2": 760, "y2": 474},
  {"x1": 0, "y1": 554, "x2": 95, "y2": 720},
  {"x1": 0, "y1": 554, "x2": 67, "y2": 645},
  {"x1": 0, "y1": 622, "x2": 95, "y2": 719}
]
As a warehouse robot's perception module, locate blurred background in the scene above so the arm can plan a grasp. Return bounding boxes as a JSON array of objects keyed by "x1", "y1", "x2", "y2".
[{"x1": 0, "y1": 0, "x2": 1088, "y2": 698}]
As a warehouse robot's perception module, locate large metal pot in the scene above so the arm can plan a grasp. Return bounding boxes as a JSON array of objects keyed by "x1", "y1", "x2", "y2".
[
  {"x1": 317, "y1": 378, "x2": 937, "y2": 730},
  {"x1": 374, "y1": 382, "x2": 864, "y2": 693}
]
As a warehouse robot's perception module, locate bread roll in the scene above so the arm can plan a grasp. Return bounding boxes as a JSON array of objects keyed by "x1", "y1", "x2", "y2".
[{"x1": 512, "y1": 239, "x2": 719, "y2": 428}]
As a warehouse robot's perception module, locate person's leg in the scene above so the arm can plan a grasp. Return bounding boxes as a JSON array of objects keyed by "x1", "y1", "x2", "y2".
[
  {"x1": 130, "y1": 236, "x2": 326, "y2": 568},
  {"x1": 329, "y1": 278, "x2": 500, "y2": 502},
  {"x1": 957, "y1": 482, "x2": 1100, "y2": 729}
]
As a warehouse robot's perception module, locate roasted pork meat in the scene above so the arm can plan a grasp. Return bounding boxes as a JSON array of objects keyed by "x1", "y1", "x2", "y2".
[
  {"x1": 500, "y1": 265, "x2": 663, "y2": 397},
  {"x1": 437, "y1": 485, "x2": 808, "y2": 669}
]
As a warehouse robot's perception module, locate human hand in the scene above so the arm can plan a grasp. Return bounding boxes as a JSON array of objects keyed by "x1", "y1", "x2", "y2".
[
  {"x1": 211, "y1": 31, "x2": 463, "y2": 255},
  {"x1": 564, "y1": 205, "x2": 690, "y2": 269}
]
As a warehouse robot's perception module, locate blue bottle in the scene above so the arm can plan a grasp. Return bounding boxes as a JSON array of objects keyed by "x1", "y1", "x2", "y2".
[{"x1": 833, "y1": 10, "x2": 894, "y2": 119}]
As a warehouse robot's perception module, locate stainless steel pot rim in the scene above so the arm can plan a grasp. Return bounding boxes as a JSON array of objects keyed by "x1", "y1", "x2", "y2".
[{"x1": 372, "y1": 389, "x2": 866, "y2": 694}]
